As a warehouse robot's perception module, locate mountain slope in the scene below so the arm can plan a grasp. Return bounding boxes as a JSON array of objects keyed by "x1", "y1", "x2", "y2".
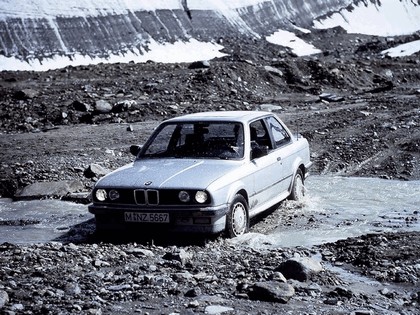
[{"x1": 0, "y1": 0, "x2": 351, "y2": 63}]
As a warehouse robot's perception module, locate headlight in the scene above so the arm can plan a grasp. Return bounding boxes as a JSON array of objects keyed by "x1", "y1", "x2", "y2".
[
  {"x1": 109, "y1": 190, "x2": 120, "y2": 200},
  {"x1": 95, "y1": 189, "x2": 107, "y2": 201},
  {"x1": 178, "y1": 191, "x2": 191, "y2": 202},
  {"x1": 195, "y1": 191, "x2": 208, "y2": 203}
]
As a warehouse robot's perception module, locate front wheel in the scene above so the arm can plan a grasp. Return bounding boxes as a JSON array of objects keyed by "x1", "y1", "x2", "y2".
[
  {"x1": 289, "y1": 169, "x2": 305, "y2": 201},
  {"x1": 225, "y1": 194, "x2": 249, "y2": 238}
]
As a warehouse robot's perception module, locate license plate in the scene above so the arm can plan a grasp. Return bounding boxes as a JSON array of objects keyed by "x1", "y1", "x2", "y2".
[{"x1": 124, "y1": 212, "x2": 169, "y2": 223}]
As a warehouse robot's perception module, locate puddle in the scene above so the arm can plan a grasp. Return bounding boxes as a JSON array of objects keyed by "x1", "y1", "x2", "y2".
[
  {"x1": 0, "y1": 199, "x2": 93, "y2": 244},
  {"x1": 231, "y1": 176, "x2": 420, "y2": 248},
  {"x1": 0, "y1": 176, "x2": 419, "y2": 246}
]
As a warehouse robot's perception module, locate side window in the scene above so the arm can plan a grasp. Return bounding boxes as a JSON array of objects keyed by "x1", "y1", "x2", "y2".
[
  {"x1": 266, "y1": 116, "x2": 291, "y2": 148},
  {"x1": 249, "y1": 119, "x2": 272, "y2": 149}
]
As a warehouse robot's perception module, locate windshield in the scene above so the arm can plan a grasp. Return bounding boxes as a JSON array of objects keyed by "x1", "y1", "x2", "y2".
[{"x1": 140, "y1": 122, "x2": 244, "y2": 159}]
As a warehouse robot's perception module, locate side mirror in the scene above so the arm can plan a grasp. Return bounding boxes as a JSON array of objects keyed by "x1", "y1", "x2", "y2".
[
  {"x1": 130, "y1": 145, "x2": 142, "y2": 156},
  {"x1": 251, "y1": 145, "x2": 269, "y2": 160}
]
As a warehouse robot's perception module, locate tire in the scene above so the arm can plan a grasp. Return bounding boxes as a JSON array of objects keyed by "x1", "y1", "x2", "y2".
[
  {"x1": 225, "y1": 194, "x2": 249, "y2": 238},
  {"x1": 289, "y1": 169, "x2": 305, "y2": 201}
]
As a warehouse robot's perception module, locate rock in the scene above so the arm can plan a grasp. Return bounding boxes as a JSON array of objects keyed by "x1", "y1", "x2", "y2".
[
  {"x1": 0, "y1": 179, "x2": 18, "y2": 198},
  {"x1": 72, "y1": 100, "x2": 91, "y2": 112},
  {"x1": 276, "y1": 257, "x2": 323, "y2": 281},
  {"x1": 108, "y1": 284, "x2": 131, "y2": 291},
  {"x1": 163, "y1": 248, "x2": 192, "y2": 265},
  {"x1": 269, "y1": 271, "x2": 287, "y2": 283},
  {"x1": 327, "y1": 286, "x2": 353, "y2": 299},
  {"x1": 84, "y1": 163, "x2": 111, "y2": 178},
  {"x1": 14, "y1": 180, "x2": 84, "y2": 199},
  {"x1": 204, "y1": 305, "x2": 234, "y2": 314},
  {"x1": 13, "y1": 89, "x2": 39, "y2": 100},
  {"x1": 64, "y1": 283, "x2": 82, "y2": 295},
  {"x1": 94, "y1": 100, "x2": 112, "y2": 113},
  {"x1": 350, "y1": 310, "x2": 374, "y2": 315},
  {"x1": 188, "y1": 60, "x2": 210, "y2": 69},
  {"x1": 62, "y1": 191, "x2": 92, "y2": 204},
  {"x1": 185, "y1": 287, "x2": 201, "y2": 297},
  {"x1": 125, "y1": 247, "x2": 155, "y2": 257},
  {"x1": 113, "y1": 100, "x2": 136, "y2": 112},
  {"x1": 263, "y1": 65, "x2": 283, "y2": 77},
  {"x1": 319, "y1": 93, "x2": 344, "y2": 102},
  {"x1": 10, "y1": 303, "x2": 24, "y2": 311},
  {"x1": 258, "y1": 104, "x2": 283, "y2": 112},
  {"x1": 0, "y1": 290, "x2": 9, "y2": 308},
  {"x1": 248, "y1": 281, "x2": 295, "y2": 303}
]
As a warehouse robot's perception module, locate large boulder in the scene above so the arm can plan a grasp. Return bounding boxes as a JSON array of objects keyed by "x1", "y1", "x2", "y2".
[
  {"x1": 14, "y1": 180, "x2": 84, "y2": 200},
  {"x1": 83, "y1": 163, "x2": 111, "y2": 179},
  {"x1": 248, "y1": 281, "x2": 295, "y2": 303},
  {"x1": 94, "y1": 100, "x2": 112, "y2": 113},
  {"x1": 276, "y1": 257, "x2": 323, "y2": 281}
]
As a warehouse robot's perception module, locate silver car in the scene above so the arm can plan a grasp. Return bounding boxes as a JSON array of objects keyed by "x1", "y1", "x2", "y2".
[{"x1": 88, "y1": 111, "x2": 312, "y2": 237}]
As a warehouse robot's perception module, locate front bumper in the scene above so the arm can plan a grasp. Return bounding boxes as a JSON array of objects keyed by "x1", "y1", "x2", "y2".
[{"x1": 88, "y1": 203, "x2": 229, "y2": 234}]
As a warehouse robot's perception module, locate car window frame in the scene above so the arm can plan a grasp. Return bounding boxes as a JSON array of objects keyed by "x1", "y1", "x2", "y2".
[
  {"x1": 139, "y1": 120, "x2": 245, "y2": 160},
  {"x1": 263, "y1": 115, "x2": 292, "y2": 149}
]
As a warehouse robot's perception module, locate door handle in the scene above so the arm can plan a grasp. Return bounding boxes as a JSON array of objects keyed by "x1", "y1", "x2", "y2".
[{"x1": 277, "y1": 156, "x2": 282, "y2": 162}]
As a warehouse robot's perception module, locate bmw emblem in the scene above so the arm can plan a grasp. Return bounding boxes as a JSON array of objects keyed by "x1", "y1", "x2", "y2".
[{"x1": 144, "y1": 181, "x2": 152, "y2": 186}]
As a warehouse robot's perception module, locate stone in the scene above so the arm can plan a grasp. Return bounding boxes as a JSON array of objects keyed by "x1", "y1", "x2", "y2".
[
  {"x1": 258, "y1": 104, "x2": 283, "y2": 112},
  {"x1": 319, "y1": 93, "x2": 344, "y2": 102},
  {"x1": 95, "y1": 100, "x2": 112, "y2": 113},
  {"x1": 163, "y1": 248, "x2": 192, "y2": 265},
  {"x1": 189, "y1": 60, "x2": 210, "y2": 69},
  {"x1": 0, "y1": 290, "x2": 9, "y2": 308},
  {"x1": 248, "y1": 281, "x2": 295, "y2": 303},
  {"x1": 64, "y1": 283, "x2": 82, "y2": 295},
  {"x1": 205, "y1": 305, "x2": 234, "y2": 314},
  {"x1": 14, "y1": 180, "x2": 84, "y2": 199},
  {"x1": 185, "y1": 287, "x2": 201, "y2": 297},
  {"x1": 108, "y1": 284, "x2": 131, "y2": 291},
  {"x1": 84, "y1": 163, "x2": 111, "y2": 178},
  {"x1": 125, "y1": 248, "x2": 155, "y2": 257},
  {"x1": 276, "y1": 257, "x2": 323, "y2": 281},
  {"x1": 13, "y1": 89, "x2": 39, "y2": 100},
  {"x1": 72, "y1": 100, "x2": 91, "y2": 112},
  {"x1": 264, "y1": 65, "x2": 283, "y2": 77},
  {"x1": 113, "y1": 100, "x2": 136, "y2": 112}
]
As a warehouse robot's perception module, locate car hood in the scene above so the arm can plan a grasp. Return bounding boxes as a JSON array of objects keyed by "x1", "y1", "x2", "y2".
[{"x1": 96, "y1": 158, "x2": 240, "y2": 189}]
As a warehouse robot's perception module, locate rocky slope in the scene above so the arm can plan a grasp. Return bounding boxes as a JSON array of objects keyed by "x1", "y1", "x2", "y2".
[
  {"x1": 0, "y1": 0, "x2": 352, "y2": 63},
  {"x1": 1, "y1": 29, "x2": 419, "y2": 199}
]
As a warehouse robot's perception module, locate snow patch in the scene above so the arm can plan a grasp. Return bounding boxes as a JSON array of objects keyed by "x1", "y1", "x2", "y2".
[
  {"x1": 0, "y1": 39, "x2": 227, "y2": 71},
  {"x1": 381, "y1": 40, "x2": 420, "y2": 58},
  {"x1": 314, "y1": 0, "x2": 420, "y2": 36},
  {"x1": 266, "y1": 29, "x2": 321, "y2": 56}
]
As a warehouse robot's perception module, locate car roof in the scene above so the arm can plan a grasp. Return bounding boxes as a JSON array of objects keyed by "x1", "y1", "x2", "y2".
[{"x1": 164, "y1": 111, "x2": 274, "y2": 124}]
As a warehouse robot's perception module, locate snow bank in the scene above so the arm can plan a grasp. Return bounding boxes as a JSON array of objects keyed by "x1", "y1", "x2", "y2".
[
  {"x1": 266, "y1": 29, "x2": 321, "y2": 56},
  {"x1": 314, "y1": 0, "x2": 420, "y2": 36},
  {"x1": 0, "y1": 39, "x2": 226, "y2": 71},
  {"x1": 381, "y1": 40, "x2": 420, "y2": 58}
]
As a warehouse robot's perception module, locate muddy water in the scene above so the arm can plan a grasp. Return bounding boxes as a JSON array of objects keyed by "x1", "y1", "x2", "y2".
[
  {"x1": 0, "y1": 199, "x2": 92, "y2": 244},
  {"x1": 233, "y1": 176, "x2": 420, "y2": 248},
  {"x1": 0, "y1": 176, "x2": 419, "y2": 245}
]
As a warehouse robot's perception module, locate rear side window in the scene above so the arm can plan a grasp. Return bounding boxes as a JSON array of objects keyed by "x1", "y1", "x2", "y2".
[{"x1": 266, "y1": 116, "x2": 291, "y2": 148}]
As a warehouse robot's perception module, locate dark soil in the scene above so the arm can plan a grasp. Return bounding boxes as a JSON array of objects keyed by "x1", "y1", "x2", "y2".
[{"x1": 0, "y1": 29, "x2": 419, "y2": 314}]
